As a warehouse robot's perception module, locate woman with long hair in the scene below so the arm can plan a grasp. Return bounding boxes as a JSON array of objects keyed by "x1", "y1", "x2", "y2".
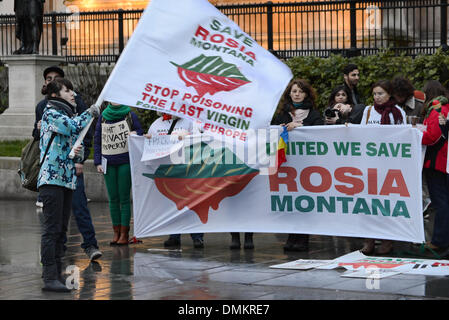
[
  {"x1": 328, "y1": 85, "x2": 354, "y2": 108},
  {"x1": 324, "y1": 84, "x2": 360, "y2": 125},
  {"x1": 271, "y1": 78, "x2": 323, "y2": 252},
  {"x1": 360, "y1": 80, "x2": 406, "y2": 255},
  {"x1": 361, "y1": 80, "x2": 406, "y2": 126},
  {"x1": 273, "y1": 78, "x2": 323, "y2": 129}
]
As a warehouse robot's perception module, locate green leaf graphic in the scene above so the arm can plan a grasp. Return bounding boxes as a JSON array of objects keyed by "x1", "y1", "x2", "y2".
[
  {"x1": 143, "y1": 143, "x2": 259, "y2": 179},
  {"x1": 170, "y1": 54, "x2": 249, "y2": 81}
]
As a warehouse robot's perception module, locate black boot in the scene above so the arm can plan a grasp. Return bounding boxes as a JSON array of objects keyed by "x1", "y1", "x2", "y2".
[
  {"x1": 283, "y1": 234, "x2": 296, "y2": 251},
  {"x1": 229, "y1": 233, "x2": 241, "y2": 250},
  {"x1": 243, "y1": 233, "x2": 254, "y2": 250},
  {"x1": 361, "y1": 239, "x2": 375, "y2": 255},
  {"x1": 164, "y1": 236, "x2": 181, "y2": 248},
  {"x1": 292, "y1": 234, "x2": 309, "y2": 252},
  {"x1": 42, "y1": 280, "x2": 71, "y2": 292}
]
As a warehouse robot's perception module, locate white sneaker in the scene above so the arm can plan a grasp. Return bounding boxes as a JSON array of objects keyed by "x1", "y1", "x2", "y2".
[{"x1": 36, "y1": 201, "x2": 43, "y2": 208}]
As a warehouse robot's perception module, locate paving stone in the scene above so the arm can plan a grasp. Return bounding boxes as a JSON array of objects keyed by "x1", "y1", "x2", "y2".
[{"x1": 1, "y1": 200, "x2": 449, "y2": 300}]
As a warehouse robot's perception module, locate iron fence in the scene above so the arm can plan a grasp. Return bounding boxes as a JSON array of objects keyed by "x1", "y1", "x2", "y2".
[{"x1": 1, "y1": 1, "x2": 449, "y2": 64}]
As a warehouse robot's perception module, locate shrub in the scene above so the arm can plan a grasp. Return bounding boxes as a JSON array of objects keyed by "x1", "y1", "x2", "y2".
[
  {"x1": 3, "y1": 49, "x2": 449, "y2": 126},
  {"x1": 285, "y1": 48, "x2": 449, "y2": 112}
]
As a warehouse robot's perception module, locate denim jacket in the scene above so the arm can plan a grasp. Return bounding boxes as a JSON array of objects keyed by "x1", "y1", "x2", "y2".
[{"x1": 37, "y1": 98, "x2": 93, "y2": 190}]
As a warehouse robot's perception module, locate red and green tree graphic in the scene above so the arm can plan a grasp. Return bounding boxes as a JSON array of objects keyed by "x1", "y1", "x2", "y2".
[
  {"x1": 143, "y1": 143, "x2": 259, "y2": 223},
  {"x1": 171, "y1": 54, "x2": 251, "y2": 97}
]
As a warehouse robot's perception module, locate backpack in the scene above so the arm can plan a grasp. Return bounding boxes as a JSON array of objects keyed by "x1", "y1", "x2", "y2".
[{"x1": 17, "y1": 134, "x2": 55, "y2": 192}]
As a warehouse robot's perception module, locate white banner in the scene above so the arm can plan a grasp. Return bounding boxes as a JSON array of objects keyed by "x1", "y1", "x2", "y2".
[
  {"x1": 129, "y1": 125, "x2": 425, "y2": 242},
  {"x1": 101, "y1": 119, "x2": 130, "y2": 155},
  {"x1": 141, "y1": 135, "x2": 184, "y2": 162},
  {"x1": 99, "y1": 0, "x2": 292, "y2": 141}
]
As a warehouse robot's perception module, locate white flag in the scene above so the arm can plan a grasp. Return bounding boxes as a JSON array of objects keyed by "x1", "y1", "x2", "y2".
[{"x1": 99, "y1": 0, "x2": 292, "y2": 141}]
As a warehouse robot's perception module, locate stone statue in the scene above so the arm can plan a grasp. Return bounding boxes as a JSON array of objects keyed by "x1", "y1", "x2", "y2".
[{"x1": 13, "y1": 0, "x2": 45, "y2": 54}]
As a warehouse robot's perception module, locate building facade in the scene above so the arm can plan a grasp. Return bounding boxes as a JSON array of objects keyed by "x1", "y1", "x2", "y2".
[
  {"x1": 0, "y1": 1, "x2": 446, "y2": 60},
  {"x1": 0, "y1": 0, "x2": 310, "y2": 14},
  {"x1": 61, "y1": 1, "x2": 299, "y2": 12}
]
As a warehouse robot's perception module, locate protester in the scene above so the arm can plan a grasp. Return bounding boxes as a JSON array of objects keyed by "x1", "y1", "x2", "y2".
[
  {"x1": 38, "y1": 78, "x2": 100, "y2": 292},
  {"x1": 391, "y1": 76, "x2": 431, "y2": 218},
  {"x1": 324, "y1": 84, "x2": 364, "y2": 125},
  {"x1": 419, "y1": 80, "x2": 449, "y2": 256},
  {"x1": 33, "y1": 66, "x2": 102, "y2": 262},
  {"x1": 230, "y1": 233, "x2": 254, "y2": 250},
  {"x1": 343, "y1": 64, "x2": 364, "y2": 105},
  {"x1": 94, "y1": 102, "x2": 143, "y2": 246},
  {"x1": 360, "y1": 80, "x2": 406, "y2": 255},
  {"x1": 391, "y1": 76, "x2": 425, "y2": 118},
  {"x1": 145, "y1": 112, "x2": 205, "y2": 249},
  {"x1": 272, "y1": 78, "x2": 323, "y2": 129},
  {"x1": 33, "y1": 66, "x2": 64, "y2": 208},
  {"x1": 33, "y1": 66, "x2": 66, "y2": 142},
  {"x1": 361, "y1": 80, "x2": 406, "y2": 126},
  {"x1": 271, "y1": 78, "x2": 323, "y2": 252}
]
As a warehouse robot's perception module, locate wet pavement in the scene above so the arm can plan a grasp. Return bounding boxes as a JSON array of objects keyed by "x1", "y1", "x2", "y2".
[{"x1": 1, "y1": 199, "x2": 449, "y2": 300}]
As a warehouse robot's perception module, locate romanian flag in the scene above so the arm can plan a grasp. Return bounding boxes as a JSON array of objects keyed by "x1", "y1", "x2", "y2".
[{"x1": 277, "y1": 126, "x2": 288, "y2": 168}]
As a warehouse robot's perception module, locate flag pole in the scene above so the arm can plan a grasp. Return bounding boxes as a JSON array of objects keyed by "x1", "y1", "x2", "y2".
[{"x1": 68, "y1": 97, "x2": 104, "y2": 159}]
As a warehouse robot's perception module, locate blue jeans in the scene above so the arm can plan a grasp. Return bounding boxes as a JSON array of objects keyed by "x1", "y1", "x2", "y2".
[
  {"x1": 169, "y1": 233, "x2": 203, "y2": 241},
  {"x1": 424, "y1": 168, "x2": 449, "y2": 247},
  {"x1": 71, "y1": 174, "x2": 98, "y2": 250}
]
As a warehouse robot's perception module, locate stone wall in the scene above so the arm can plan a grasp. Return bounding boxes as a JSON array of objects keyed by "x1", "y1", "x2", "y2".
[{"x1": 0, "y1": 157, "x2": 109, "y2": 202}]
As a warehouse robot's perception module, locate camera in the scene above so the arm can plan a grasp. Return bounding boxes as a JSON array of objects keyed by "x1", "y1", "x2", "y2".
[{"x1": 325, "y1": 108, "x2": 341, "y2": 118}]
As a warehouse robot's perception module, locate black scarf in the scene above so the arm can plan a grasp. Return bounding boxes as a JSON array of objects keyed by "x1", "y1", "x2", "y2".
[{"x1": 47, "y1": 97, "x2": 75, "y2": 118}]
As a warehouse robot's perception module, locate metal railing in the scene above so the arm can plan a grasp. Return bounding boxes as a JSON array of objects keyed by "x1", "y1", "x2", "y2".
[{"x1": 1, "y1": 1, "x2": 448, "y2": 63}]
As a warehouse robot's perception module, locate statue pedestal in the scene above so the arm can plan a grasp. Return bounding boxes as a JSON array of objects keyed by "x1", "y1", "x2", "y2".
[{"x1": 0, "y1": 55, "x2": 65, "y2": 141}]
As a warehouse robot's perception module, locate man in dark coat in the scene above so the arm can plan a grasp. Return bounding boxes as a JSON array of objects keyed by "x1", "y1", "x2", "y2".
[
  {"x1": 343, "y1": 63, "x2": 364, "y2": 106},
  {"x1": 14, "y1": 0, "x2": 44, "y2": 54}
]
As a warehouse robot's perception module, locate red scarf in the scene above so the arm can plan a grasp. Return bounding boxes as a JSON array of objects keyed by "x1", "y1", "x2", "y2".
[{"x1": 374, "y1": 99, "x2": 403, "y2": 125}]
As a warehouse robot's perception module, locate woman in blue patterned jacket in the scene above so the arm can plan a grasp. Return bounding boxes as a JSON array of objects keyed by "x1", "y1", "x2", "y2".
[{"x1": 38, "y1": 78, "x2": 100, "y2": 292}]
